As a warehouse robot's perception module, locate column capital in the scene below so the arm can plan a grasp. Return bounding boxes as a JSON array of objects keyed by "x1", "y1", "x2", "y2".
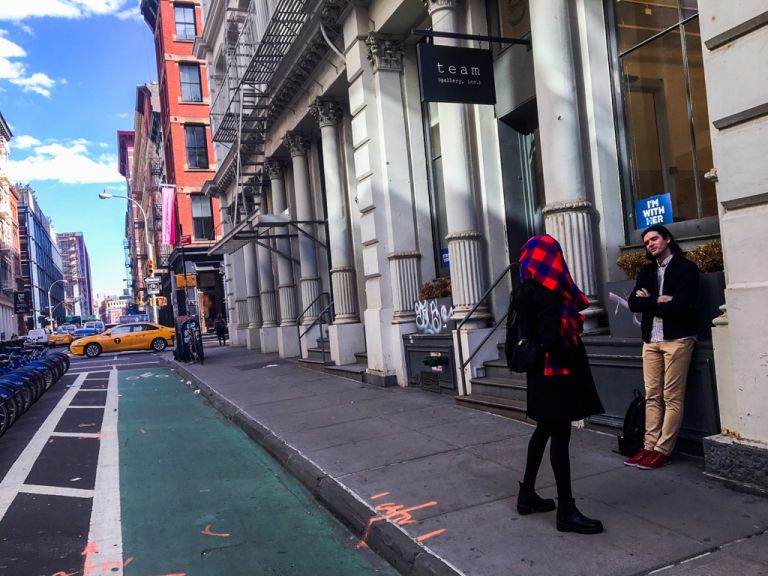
[
  {"x1": 283, "y1": 131, "x2": 310, "y2": 157},
  {"x1": 264, "y1": 158, "x2": 284, "y2": 180},
  {"x1": 310, "y1": 98, "x2": 343, "y2": 128},
  {"x1": 365, "y1": 33, "x2": 404, "y2": 73},
  {"x1": 423, "y1": 0, "x2": 461, "y2": 16}
]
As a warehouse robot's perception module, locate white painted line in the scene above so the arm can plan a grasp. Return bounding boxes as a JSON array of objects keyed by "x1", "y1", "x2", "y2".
[
  {"x1": 20, "y1": 484, "x2": 94, "y2": 499},
  {"x1": 84, "y1": 366, "x2": 124, "y2": 573},
  {"x1": 0, "y1": 371, "x2": 86, "y2": 521},
  {"x1": 51, "y1": 432, "x2": 104, "y2": 439},
  {"x1": 61, "y1": 405, "x2": 104, "y2": 410}
]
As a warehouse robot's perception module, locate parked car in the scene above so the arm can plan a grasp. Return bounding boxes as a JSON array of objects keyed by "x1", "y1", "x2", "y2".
[
  {"x1": 72, "y1": 327, "x2": 99, "y2": 340},
  {"x1": 69, "y1": 322, "x2": 175, "y2": 358},
  {"x1": 84, "y1": 320, "x2": 106, "y2": 333},
  {"x1": 26, "y1": 328, "x2": 50, "y2": 345},
  {"x1": 59, "y1": 324, "x2": 78, "y2": 334}
]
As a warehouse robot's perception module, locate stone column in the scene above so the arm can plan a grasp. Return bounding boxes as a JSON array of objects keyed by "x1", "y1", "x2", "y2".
[
  {"x1": 266, "y1": 158, "x2": 300, "y2": 358},
  {"x1": 284, "y1": 131, "x2": 321, "y2": 327},
  {"x1": 243, "y1": 241, "x2": 261, "y2": 350},
  {"x1": 425, "y1": 0, "x2": 488, "y2": 326},
  {"x1": 220, "y1": 203, "x2": 236, "y2": 347},
  {"x1": 530, "y1": 0, "x2": 603, "y2": 329},
  {"x1": 310, "y1": 98, "x2": 366, "y2": 365},
  {"x1": 256, "y1": 192, "x2": 279, "y2": 352},
  {"x1": 365, "y1": 34, "x2": 422, "y2": 325}
]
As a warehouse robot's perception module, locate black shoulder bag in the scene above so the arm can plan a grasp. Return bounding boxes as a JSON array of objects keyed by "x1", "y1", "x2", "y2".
[{"x1": 504, "y1": 285, "x2": 537, "y2": 373}]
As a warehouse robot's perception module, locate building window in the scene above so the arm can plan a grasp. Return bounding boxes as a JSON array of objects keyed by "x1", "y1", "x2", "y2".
[
  {"x1": 179, "y1": 63, "x2": 202, "y2": 102},
  {"x1": 191, "y1": 195, "x2": 214, "y2": 240},
  {"x1": 174, "y1": 5, "x2": 196, "y2": 41},
  {"x1": 184, "y1": 125, "x2": 208, "y2": 169},
  {"x1": 609, "y1": 0, "x2": 716, "y2": 234}
]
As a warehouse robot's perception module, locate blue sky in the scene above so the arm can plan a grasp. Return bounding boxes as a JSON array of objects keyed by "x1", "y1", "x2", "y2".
[{"x1": 0, "y1": 1, "x2": 157, "y2": 298}]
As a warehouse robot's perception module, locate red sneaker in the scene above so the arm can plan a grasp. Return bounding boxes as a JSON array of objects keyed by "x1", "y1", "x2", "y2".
[
  {"x1": 624, "y1": 449, "x2": 650, "y2": 467},
  {"x1": 638, "y1": 451, "x2": 670, "y2": 470}
]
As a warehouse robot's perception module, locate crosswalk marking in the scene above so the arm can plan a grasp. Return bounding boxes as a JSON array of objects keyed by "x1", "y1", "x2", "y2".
[
  {"x1": 19, "y1": 484, "x2": 95, "y2": 499},
  {"x1": 84, "y1": 367, "x2": 124, "y2": 574},
  {"x1": 0, "y1": 372, "x2": 87, "y2": 521}
]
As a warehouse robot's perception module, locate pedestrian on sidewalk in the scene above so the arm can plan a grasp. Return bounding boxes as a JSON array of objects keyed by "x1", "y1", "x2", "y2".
[
  {"x1": 214, "y1": 313, "x2": 227, "y2": 346},
  {"x1": 625, "y1": 224, "x2": 699, "y2": 470},
  {"x1": 513, "y1": 234, "x2": 605, "y2": 535}
]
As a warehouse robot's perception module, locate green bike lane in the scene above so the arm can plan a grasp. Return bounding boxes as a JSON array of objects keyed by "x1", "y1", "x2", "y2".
[{"x1": 118, "y1": 366, "x2": 398, "y2": 576}]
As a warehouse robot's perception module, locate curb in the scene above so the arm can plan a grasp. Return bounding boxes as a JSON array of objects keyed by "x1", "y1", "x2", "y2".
[{"x1": 165, "y1": 357, "x2": 463, "y2": 576}]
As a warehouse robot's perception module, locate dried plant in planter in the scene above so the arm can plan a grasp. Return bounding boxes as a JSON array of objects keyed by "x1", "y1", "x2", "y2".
[
  {"x1": 686, "y1": 240, "x2": 724, "y2": 273},
  {"x1": 419, "y1": 277, "x2": 452, "y2": 300},
  {"x1": 616, "y1": 251, "x2": 647, "y2": 280}
]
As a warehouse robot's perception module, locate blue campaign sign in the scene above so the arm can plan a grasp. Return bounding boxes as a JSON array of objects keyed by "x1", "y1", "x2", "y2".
[
  {"x1": 635, "y1": 193, "x2": 673, "y2": 229},
  {"x1": 441, "y1": 248, "x2": 450, "y2": 268}
]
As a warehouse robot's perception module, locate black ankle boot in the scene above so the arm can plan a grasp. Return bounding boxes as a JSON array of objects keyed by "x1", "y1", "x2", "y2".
[
  {"x1": 556, "y1": 498, "x2": 603, "y2": 534},
  {"x1": 517, "y1": 482, "x2": 556, "y2": 515}
]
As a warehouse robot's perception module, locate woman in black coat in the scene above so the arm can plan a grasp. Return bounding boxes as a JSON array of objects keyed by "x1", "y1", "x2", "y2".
[{"x1": 513, "y1": 234, "x2": 604, "y2": 534}]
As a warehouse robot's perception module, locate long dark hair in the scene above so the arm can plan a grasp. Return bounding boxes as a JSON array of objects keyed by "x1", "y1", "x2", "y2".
[{"x1": 641, "y1": 224, "x2": 682, "y2": 261}]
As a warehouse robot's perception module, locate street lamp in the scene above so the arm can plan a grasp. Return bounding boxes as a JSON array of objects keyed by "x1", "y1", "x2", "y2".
[
  {"x1": 47, "y1": 278, "x2": 66, "y2": 331},
  {"x1": 99, "y1": 190, "x2": 157, "y2": 322}
]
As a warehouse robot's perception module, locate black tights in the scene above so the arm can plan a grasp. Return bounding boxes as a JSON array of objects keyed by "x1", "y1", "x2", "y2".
[{"x1": 522, "y1": 420, "x2": 573, "y2": 502}]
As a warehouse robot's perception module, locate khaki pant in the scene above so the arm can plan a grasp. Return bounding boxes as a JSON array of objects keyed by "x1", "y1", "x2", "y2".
[{"x1": 642, "y1": 340, "x2": 695, "y2": 456}]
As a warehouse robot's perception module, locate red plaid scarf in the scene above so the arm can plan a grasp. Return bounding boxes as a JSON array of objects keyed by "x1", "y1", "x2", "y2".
[{"x1": 519, "y1": 234, "x2": 589, "y2": 376}]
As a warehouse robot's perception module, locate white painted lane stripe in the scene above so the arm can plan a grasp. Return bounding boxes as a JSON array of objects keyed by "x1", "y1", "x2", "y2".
[
  {"x1": 0, "y1": 371, "x2": 87, "y2": 521},
  {"x1": 20, "y1": 484, "x2": 94, "y2": 499},
  {"x1": 60, "y1": 405, "x2": 104, "y2": 410},
  {"x1": 84, "y1": 366, "x2": 124, "y2": 572},
  {"x1": 51, "y1": 432, "x2": 103, "y2": 438}
]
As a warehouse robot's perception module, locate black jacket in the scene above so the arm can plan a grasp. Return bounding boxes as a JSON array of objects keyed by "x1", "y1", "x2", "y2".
[
  {"x1": 515, "y1": 281, "x2": 604, "y2": 423},
  {"x1": 627, "y1": 253, "x2": 699, "y2": 343}
]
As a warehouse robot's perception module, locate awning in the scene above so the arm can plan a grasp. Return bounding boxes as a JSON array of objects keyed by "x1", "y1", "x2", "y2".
[
  {"x1": 207, "y1": 212, "x2": 295, "y2": 256},
  {"x1": 207, "y1": 219, "x2": 259, "y2": 256}
]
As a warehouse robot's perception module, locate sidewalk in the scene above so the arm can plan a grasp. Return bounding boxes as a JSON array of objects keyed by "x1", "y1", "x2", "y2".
[{"x1": 164, "y1": 344, "x2": 768, "y2": 576}]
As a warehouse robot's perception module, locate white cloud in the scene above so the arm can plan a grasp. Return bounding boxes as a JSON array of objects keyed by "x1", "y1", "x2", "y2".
[
  {"x1": 116, "y1": 112, "x2": 129, "y2": 118},
  {"x1": 12, "y1": 135, "x2": 41, "y2": 149},
  {"x1": 0, "y1": 1, "x2": 131, "y2": 21},
  {"x1": 8, "y1": 138, "x2": 123, "y2": 184},
  {"x1": 17, "y1": 23, "x2": 34, "y2": 35},
  {"x1": 0, "y1": 29, "x2": 55, "y2": 97}
]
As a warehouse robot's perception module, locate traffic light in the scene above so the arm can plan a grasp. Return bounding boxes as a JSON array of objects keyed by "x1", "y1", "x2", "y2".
[
  {"x1": 155, "y1": 296, "x2": 167, "y2": 307},
  {"x1": 147, "y1": 259, "x2": 155, "y2": 276}
]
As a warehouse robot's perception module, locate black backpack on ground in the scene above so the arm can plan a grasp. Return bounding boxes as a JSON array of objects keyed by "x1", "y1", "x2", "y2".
[
  {"x1": 617, "y1": 389, "x2": 646, "y2": 456},
  {"x1": 505, "y1": 284, "x2": 537, "y2": 373}
]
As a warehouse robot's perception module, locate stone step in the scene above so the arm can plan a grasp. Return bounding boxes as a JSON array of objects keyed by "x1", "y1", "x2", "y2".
[
  {"x1": 325, "y1": 362, "x2": 368, "y2": 382},
  {"x1": 455, "y1": 394, "x2": 529, "y2": 423},
  {"x1": 354, "y1": 351, "x2": 367, "y2": 364},
  {"x1": 469, "y1": 377, "x2": 527, "y2": 402},
  {"x1": 483, "y1": 359, "x2": 518, "y2": 379},
  {"x1": 307, "y1": 348, "x2": 332, "y2": 362},
  {"x1": 297, "y1": 357, "x2": 333, "y2": 371}
]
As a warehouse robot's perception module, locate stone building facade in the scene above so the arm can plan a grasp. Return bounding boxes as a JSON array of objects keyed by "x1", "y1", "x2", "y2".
[{"x1": 194, "y1": 0, "x2": 768, "y2": 490}]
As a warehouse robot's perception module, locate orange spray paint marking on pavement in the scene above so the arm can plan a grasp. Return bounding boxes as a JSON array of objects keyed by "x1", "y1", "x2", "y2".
[
  {"x1": 370, "y1": 492, "x2": 390, "y2": 500},
  {"x1": 201, "y1": 524, "x2": 230, "y2": 537},
  {"x1": 51, "y1": 571, "x2": 79, "y2": 576},
  {"x1": 416, "y1": 528, "x2": 446, "y2": 542},
  {"x1": 355, "y1": 498, "x2": 440, "y2": 549},
  {"x1": 81, "y1": 542, "x2": 134, "y2": 575}
]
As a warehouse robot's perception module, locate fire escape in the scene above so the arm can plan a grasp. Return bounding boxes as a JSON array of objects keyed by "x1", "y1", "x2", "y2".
[{"x1": 208, "y1": 0, "x2": 345, "y2": 254}]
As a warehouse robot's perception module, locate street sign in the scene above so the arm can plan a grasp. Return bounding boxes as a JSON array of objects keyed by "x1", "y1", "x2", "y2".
[
  {"x1": 146, "y1": 277, "x2": 161, "y2": 295},
  {"x1": 180, "y1": 234, "x2": 192, "y2": 246}
]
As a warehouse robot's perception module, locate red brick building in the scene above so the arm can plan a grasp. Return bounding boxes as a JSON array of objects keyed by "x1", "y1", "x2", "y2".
[{"x1": 140, "y1": 0, "x2": 224, "y2": 329}]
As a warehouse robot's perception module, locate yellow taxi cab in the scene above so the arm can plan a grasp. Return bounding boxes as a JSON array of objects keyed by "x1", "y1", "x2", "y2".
[
  {"x1": 69, "y1": 322, "x2": 175, "y2": 358},
  {"x1": 48, "y1": 328, "x2": 74, "y2": 347}
]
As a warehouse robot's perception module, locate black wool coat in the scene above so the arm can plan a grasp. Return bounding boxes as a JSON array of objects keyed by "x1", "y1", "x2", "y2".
[
  {"x1": 514, "y1": 280, "x2": 604, "y2": 423},
  {"x1": 627, "y1": 253, "x2": 699, "y2": 343}
]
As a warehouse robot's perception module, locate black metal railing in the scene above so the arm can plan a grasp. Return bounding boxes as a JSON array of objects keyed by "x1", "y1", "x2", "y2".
[
  {"x1": 455, "y1": 263, "x2": 517, "y2": 395},
  {"x1": 296, "y1": 291, "x2": 334, "y2": 364}
]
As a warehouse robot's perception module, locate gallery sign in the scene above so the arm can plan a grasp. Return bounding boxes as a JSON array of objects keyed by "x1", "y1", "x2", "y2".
[
  {"x1": 417, "y1": 44, "x2": 496, "y2": 105},
  {"x1": 635, "y1": 193, "x2": 673, "y2": 229},
  {"x1": 13, "y1": 291, "x2": 32, "y2": 314}
]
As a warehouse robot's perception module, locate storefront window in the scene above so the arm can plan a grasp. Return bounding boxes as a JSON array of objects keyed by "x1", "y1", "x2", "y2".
[{"x1": 611, "y1": 0, "x2": 716, "y2": 230}]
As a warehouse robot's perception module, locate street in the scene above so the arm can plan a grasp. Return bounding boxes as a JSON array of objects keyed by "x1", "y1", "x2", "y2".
[{"x1": 0, "y1": 351, "x2": 398, "y2": 576}]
